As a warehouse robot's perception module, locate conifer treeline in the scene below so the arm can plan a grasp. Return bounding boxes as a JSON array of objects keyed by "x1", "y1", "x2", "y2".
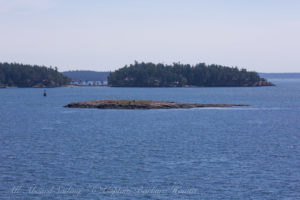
[
  {"x1": 0, "y1": 61, "x2": 274, "y2": 88},
  {"x1": 108, "y1": 62, "x2": 273, "y2": 87},
  {"x1": 0, "y1": 62, "x2": 70, "y2": 87}
]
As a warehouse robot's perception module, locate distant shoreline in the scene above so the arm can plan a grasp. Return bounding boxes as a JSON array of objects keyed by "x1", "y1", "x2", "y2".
[
  {"x1": 2, "y1": 74, "x2": 300, "y2": 89},
  {"x1": 259, "y1": 73, "x2": 300, "y2": 79},
  {"x1": 0, "y1": 84, "x2": 108, "y2": 88},
  {"x1": 0, "y1": 83, "x2": 286, "y2": 89}
]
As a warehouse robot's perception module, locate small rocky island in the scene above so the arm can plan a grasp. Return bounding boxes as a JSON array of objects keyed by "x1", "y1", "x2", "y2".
[{"x1": 65, "y1": 99, "x2": 249, "y2": 109}]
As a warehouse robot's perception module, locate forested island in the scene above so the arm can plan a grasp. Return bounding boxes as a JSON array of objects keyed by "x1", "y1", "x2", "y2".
[
  {"x1": 108, "y1": 62, "x2": 274, "y2": 87},
  {"x1": 0, "y1": 63, "x2": 70, "y2": 88}
]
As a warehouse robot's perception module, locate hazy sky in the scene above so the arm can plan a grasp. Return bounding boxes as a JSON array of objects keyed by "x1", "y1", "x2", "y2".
[{"x1": 0, "y1": 0, "x2": 299, "y2": 72}]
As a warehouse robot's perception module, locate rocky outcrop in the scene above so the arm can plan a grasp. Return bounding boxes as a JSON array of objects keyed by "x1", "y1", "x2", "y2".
[
  {"x1": 243, "y1": 79, "x2": 275, "y2": 87},
  {"x1": 65, "y1": 99, "x2": 249, "y2": 109}
]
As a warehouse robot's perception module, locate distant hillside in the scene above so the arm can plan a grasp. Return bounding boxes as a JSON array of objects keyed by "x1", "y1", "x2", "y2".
[
  {"x1": 0, "y1": 62, "x2": 70, "y2": 88},
  {"x1": 62, "y1": 70, "x2": 109, "y2": 81},
  {"x1": 108, "y1": 62, "x2": 274, "y2": 87},
  {"x1": 260, "y1": 73, "x2": 300, "y2": 79}
]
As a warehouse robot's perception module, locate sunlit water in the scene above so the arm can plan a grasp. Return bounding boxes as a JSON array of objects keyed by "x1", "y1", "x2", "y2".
[{"x1": 0, "y1": 79, "x2": 300, "y2": 200}]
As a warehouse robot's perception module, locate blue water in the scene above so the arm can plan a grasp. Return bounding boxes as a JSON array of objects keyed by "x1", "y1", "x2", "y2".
[{"x1": 0, "y1": 79, "x2": 300, "y2": 200}]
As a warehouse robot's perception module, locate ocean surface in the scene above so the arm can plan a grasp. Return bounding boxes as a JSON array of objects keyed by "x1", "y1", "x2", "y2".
[{"x1": 0, "y1": 79, "x2": 300, "y2": 200}]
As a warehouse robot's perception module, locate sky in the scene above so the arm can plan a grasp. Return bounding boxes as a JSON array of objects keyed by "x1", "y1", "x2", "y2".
[{"x1": 0, "y1": 0, "x2": 299, "y2": 72}]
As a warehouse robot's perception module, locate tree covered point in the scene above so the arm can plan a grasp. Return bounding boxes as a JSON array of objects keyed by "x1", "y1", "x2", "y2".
[
  {"x1": 108, "y1": 62, "x2": 274, "y2": 87},
  {"x1": 0, "y1": 62, "x2": 70, "y2": 87}
]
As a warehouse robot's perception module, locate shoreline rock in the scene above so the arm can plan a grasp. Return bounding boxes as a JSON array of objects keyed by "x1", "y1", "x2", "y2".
[
  {"x1": 244, "y1": 79, "x2": 275, "y2": 87},
  {"x1": 65, "y1": 99, "x2": 249, "y2": 109}
]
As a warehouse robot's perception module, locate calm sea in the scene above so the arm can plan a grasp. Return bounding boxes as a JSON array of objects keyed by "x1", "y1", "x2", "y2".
[{"x1": 0, "y1": 79, "x2": 300, "y2": 200}]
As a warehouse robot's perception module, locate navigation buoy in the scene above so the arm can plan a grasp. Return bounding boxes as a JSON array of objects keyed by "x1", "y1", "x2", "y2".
[{"x1": 43, "y1": 89, "x2": 47, "y2": 97}]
